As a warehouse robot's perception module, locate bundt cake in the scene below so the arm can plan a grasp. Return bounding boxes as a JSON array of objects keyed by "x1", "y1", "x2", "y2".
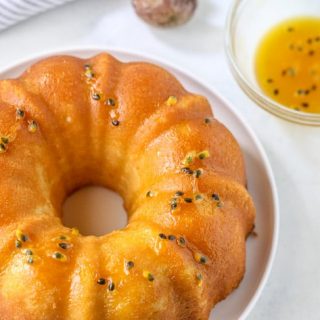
[{"x1": 0, "y1": 52, "x2": 255, "y2": 319}]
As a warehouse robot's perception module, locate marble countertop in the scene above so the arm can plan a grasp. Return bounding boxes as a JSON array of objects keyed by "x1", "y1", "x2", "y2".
[{"x1": 0, "y1": 0, "x2": 319, "y2": 319}]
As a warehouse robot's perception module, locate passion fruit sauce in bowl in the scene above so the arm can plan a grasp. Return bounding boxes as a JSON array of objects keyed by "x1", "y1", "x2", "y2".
[
  {"x1": 226, "y1": 0, "x2": 320, "y2": 125},
  {"x1": 255, "y1": 17, "x2": 320, "y2": 114}
]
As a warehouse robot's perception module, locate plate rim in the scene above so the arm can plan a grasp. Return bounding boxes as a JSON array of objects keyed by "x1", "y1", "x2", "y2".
[{"x1": 0, "y1": 46, "x2": 279, "y2": 320}]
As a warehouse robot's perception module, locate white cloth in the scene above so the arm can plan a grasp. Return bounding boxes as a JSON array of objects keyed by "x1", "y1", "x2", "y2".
[{"x1": 0, "y1": 0, "x2": 75, "y2": 31}]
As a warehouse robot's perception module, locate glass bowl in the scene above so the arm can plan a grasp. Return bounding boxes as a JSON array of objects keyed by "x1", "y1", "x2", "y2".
[{"x1": 225, "y1": 0, "x2": 320, "y2": 126}]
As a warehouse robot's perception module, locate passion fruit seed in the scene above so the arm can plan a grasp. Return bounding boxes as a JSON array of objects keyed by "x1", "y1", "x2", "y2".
[
  {"x1": 108, "y1": 281, "x2": 115, "y2": 291},
  {"x1": 16, "y1": 229, "x2": 28, "y2": 242},
  {"x1": 112, "y1": 120, "x2": 120, "y2": 126},
  {"x1": 92, "y1": 93, "x2": 101, "y2": 101},
  {"x1": 181, "y1": 167, "x2": 193, "y2": 175},
  {"x1": 1, "y1": 137, "x2": 9, "y2": 144},
  {"x1": 195, "y1": 194, "x2": 203, "y2": 201},
  {"x1": 28, "y1": 120, "x2": 38, "y2": 133},
  {"x1": 170, "y1": 198, "x2": 178, "y2": 210},
  {"x1": 16, "y1": 109, "x2": 25, "y2": 119},
  {"x1": 71, "y1": 228, "x2": 79, "y2": 236},
  {"x1": 24, "y1": 249, "x2": 33, "y2": 255},
  {"x1": 59, "y1": 242, "x2": 71, "y2": 250},
  {"x1": 15, "y1": 240, "x2": 22, "y2": 248},
  {"x1": 182, "y1": 151, "x2": 196, "y2": 165},
  {"x1": 126, "y1": 261, "x2": 135, "y2": 270},
  {"x1": 84, "y1": 68, "x2": 94, "y2": 79},
  {"x1": 194, "y1": 252, "x2": 208, "y2": 264},
  {"x1": 196, "y1": 273, "x2": 203, "y2": 286},
  {"x1": 194, "y1": 168, "x2": 203, "y2": 178},
  {"x1": 146, "y1": 190, "x2": 157, "y2": 197},
  {"x1": 59, "y1": 235, "x2": 68, "y2": 241},
  {"x1": 211, "y1": 193, "x2": 220, "y2": 201},
  {"x1": 0, "y1": 143, "x2": 6, "y2": 153},
  {"x1": 197, "y1": 150, "x2": 210, "y2": 160},
  {"x1": 216, "y1": 201, "x2": 223, "y2": 208},
  {"x1": 52, "y1": 251, "x2": 67, "y2": 262},
  {"x1": 165, "y1": 95, "x2": 178, "y2": 106},
  {"x1": 196, "y1": 273, "x2": 203, "y2": 281},
  {"x1": 177, "y1": 236, "x2": 186, "y2": 247},
  {"x1": 143, "y1": 270, "x2": 155, "y2": 281},
  {"x1": 105, "y1": 98, "x2": 116, "y2": 106},
  {"x1": 27, "y1": 256, "x2": 34, "y2": 264},
  {"x1": 212, "y1": 193, "x2": 223, "y2": 207}
]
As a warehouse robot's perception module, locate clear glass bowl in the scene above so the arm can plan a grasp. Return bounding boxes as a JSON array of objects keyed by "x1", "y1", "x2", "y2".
[{"x1": 225, "y1": 0, "x2": 320, "y2": 126}]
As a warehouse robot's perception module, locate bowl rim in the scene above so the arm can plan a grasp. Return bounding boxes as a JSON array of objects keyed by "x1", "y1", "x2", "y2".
[
  {"x1": 0, "y1": 45, "x2": 280, "y2": 319},
  {"x1": 225, "y1": 0, "x2": 320, "y2": 126}
]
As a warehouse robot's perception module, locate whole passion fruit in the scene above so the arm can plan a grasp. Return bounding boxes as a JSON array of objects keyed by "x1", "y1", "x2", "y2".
[{"x1": 132, "y1": 0, "x2": 197, "y2": 27}]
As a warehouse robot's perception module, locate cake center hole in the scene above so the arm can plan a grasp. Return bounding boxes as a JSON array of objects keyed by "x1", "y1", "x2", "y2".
[{"x1": 62, "y1": 186, "x2": 128, "y2": 236}]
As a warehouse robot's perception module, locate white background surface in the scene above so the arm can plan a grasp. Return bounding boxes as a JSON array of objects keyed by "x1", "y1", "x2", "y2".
[{"x1": 0, "y1": 0, "x2": 319, "y2": 319}]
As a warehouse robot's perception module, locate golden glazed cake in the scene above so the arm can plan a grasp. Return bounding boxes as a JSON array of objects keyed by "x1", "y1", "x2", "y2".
[{"x1": 0, "y1": 53, "x2": 255, "y2": 319}]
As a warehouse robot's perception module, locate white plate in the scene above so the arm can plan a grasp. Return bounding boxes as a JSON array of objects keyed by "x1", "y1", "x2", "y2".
[{"x1": 0, "y1": 47, "x2": 279, "y2": 320}]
